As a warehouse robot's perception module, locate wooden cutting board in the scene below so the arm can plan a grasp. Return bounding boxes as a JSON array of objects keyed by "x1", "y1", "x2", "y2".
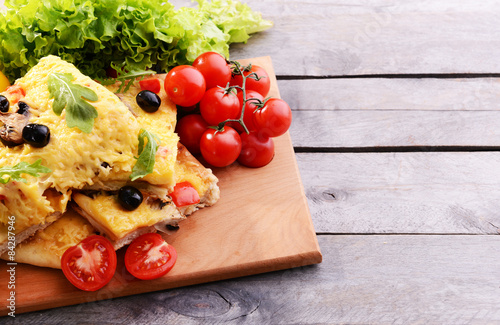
[{"x1": 0, "y1": 56, "x2": 322, "y2": 316}]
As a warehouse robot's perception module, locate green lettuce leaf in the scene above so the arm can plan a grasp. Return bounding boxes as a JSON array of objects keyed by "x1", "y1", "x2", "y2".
[
  {"x1": 0, "y1": 0, "x2": 272, "y2": 82},
  {"x1": 0, "y1": 159, "x2": 52, "y2": 184}
]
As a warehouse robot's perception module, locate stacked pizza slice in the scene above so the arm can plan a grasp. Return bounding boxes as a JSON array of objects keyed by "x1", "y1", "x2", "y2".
[{"x1": 0, "y1": 56, "x2": 219, "y2": 268}]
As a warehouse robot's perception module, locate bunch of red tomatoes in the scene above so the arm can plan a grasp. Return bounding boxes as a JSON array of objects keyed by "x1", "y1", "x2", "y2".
[{"x1": 163, "y1": 52, "x2": 292, "y2": 168}]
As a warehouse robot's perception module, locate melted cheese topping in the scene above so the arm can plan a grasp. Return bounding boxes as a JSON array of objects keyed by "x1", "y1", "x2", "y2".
[
  {"x1": 0, "y1": 209, "x2": 96, "y2": 269},
  {"x1": 73, "y1": 192, "x2": 178, "y2": 241},
  {"x1": 104, "y1": 76, "x2": 178, "y2": 187},
  {"x1": 0, "y1": 56, "x2": 180, "y2": 239}
]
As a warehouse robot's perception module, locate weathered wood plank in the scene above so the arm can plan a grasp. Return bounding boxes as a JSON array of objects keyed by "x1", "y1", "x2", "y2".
[
  {"x1": 290, "y1": 109, "x2": 500, "y2": 148},
  {"x1": 296, "y1": 152, "x2": 500, "y2": 234},
  {"x1": 279, "y1": 78, "x2": 500, "y2": 111},
  {"x1": 228, "y1": 0, "x2": 500, "y2": 76},
  {"x1": 8, "y1": 235, "x2": 500, "y2": 324},
  {"x1": 278, "y1": 78, "x2": 500, "y2": 148}
]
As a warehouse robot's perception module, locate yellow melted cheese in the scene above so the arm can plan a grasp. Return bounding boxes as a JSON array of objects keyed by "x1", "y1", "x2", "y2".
[
  {"x1": 0, "y1": 209, "x2": 96, "y2": 269},
  {"x1": 0, "y1": 56, "x2": 179, "y2": 240},
  {"x1": 73, "y1": 192, "x2": 179, "y2": 241}
]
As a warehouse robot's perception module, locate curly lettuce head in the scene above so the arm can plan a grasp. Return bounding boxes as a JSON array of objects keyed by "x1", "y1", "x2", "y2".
[{"x1": 0, "y1": 0, "x2": 272, "y2": 82}]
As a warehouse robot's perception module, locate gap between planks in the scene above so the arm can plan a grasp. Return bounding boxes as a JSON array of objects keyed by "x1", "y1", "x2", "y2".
[
  {"x1": 277, "y1": 73, "x2": 500, "y2": 80},
  {"x1": 294, "y1": 146, "x2": 500, "y2": 153},
  {"x1": 315, "y1": 232, "x2": 499, "y2": 236}
]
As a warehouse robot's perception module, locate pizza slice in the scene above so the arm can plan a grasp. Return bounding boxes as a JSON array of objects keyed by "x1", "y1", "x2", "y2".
[
  {"x1": 0, "y1": 56, "x2": 180, "y2": 254},
  {"x1": 70, "y1": 76, "x2": 220, "y2": 249}
]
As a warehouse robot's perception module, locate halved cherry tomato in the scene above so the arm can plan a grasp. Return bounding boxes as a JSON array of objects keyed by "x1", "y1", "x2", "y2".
[
  {"x1": 61, "y1": 235, "x2": 117, "y2": 292},
  {"x1": 200, "y1": 126, "x2": 242, "y2": 167},
  {"x1": 164, "y1": 65, "x2": 206, "y2": 107},
  {"x1": 139, "y1": 78, "x2": 161, "y2": 94},
  {"x1": 192, "y1": 52, "x2": 231, "y2": 90},
  {"x1": 200, "y1": 87, "x2": 240, "y2": 125},
  {"x1": 253, "y1": 98, "x2": 292, "y2": 138},
  {"x1": 175, "y1": 114, "x2": 208, "y2": 154},
  {"x1": 169, "y1": 181, "x2": 200, "y2": 207},
  {"x1": 230, "y1": 65, "x2": 271, "y2": 97},
  {"x1": 125, "y1": 233, "x2": 177, "y2": 280},
  {"x1": 238, "y1": 132, "x2": 275, "y2": 168}
]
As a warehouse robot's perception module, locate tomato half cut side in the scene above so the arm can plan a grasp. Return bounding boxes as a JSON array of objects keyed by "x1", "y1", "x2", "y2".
[
  {"x1": 125, "y1": 233, "x2": 178, "y2": 280},
  {"x1": 61, "y1": 235, "x2": 117, "y2": 291},
  {"x1": 169, "y1": 181, "x2": 200, "y2": 207}
]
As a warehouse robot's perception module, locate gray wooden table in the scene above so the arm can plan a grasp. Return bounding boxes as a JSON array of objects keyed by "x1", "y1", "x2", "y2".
[{"x1": 5, "y1": 0, "x2": 500, "y2": 324}]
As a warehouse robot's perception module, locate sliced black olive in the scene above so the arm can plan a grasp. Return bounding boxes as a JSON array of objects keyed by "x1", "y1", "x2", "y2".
[
  {"x1": 118, "y1": 186, "x2": 143, "y2": 211},
  {"x1": 136, "y1": 90, "x2": 161, "y2": 113},
  {"x1": 22, "y1": 123, "x2": 51, "y2": 148},
  {"x1": 17, "y1": 101, "x2": 30, "y2": 115},
  {"x1": 0, "y1": 95, "x2": 9, "y2": 113}
]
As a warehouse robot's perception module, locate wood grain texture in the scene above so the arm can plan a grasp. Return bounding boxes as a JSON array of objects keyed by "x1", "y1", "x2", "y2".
[
  {"x1": 290, "y1": 110, "x2": 500, "y2": 148},
  {"x1": 278, "y1": 77, "x2": 500, "y2": 148},
  {"x1": 7, "y1": 235, "x2": 500, "y2": 324},
  {"x1": 228, "y1": 0, "x2": 500, "y2": 76},
  {"x1": 297, "y1": 152, "x2": 500, "y2": 234},
  {"x1": 279, "y1": 78, "x2": 500, "y2": 112},
  {"x1": 0, "y1": 57, "x2": 320, "y2": 316}
]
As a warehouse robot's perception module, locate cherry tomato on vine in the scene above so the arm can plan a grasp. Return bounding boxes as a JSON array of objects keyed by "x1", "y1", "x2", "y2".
[
  {"x1": 200, "y1": 88, "x2": 240, "y2": 125},
  {"x1": 231, "y1": 90, "x2": 264, "y2": 133},
  {"x1": 200, "y1": 126, "x2": 242, "y2": 167},
  {"x1": 175, "y1": 114, "x2": 208, "y2": 154},
  {"x1": 61, "y1": 235, "x2": 117, "y2": 291},
  {"x1": 192, "y1": 52, "x2": 231, "y2": 90},
  {"x1": 253, "y1": 98, "x2": 292, "y2": 138},
  {"x1": 125, "y1": 233, "x2": 177, "y2": 280},
  {"x1": 164, "y1": 65, "x2": 206, "y2": 107},
  {"x1": 238, "y1": 132, "x2": 275, "y2": 168},
  {"x1": 230, "y1": 65, "x2": 271, "y2": 97}
]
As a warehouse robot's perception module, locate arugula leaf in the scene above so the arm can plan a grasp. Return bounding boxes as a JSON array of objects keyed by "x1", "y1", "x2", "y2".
[
  {"x1": 97, "y1": 69, "x2": 156, "y2": 94},
  {"x1": 48, "y1": 73, "x2": 98, "y2": 133},
  {"x1": 0, "y1": 159, "x2": 52, "y2": 184},
  {"x1": 130, "y1": 129, "x2": 161, "y2": 181}
]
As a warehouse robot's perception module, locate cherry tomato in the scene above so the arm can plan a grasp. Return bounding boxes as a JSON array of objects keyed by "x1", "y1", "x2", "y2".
[
  {"x1": 231, "y1": 90, "x2": 264, "y2": 133},
  {"x1": 200, "y1": 126, "x2": 242, "y2": 167},
  {"x1": 125, "y1": 233, "x2": 177, "y2": 280},
  {"x1": 200, "y1": 88, "x2": 240, "y2": 125},
  {"x1": 238, "y1": 132, "x2": 275, "y2": 168},
  {"x1": 106, "y1": 67, "x2": 118, "y2": 78},
  {"x1": 192, "y1": 52, "x2": 231, "y2": 90},
  {"x1": 175, "y1": 114, "x2": 208, "y2": 154},
  {"x1": 139, "y1": 78, "x2": 161, "y2": 94},
  {"x1": 61, "y1": 235, "x2": 117, "y2": 292},
  {"x1": 164, "y1": 65, "x2": 206, "y2": 107},
  {"x1": 253, "y1": 98, "x2": 292, "y2": 138},
  {"x1": 230, "y1": 65, "x2": 271, "y2": 97},
  {"x1": 169, "y1": 181, "x2": 200, "y2": 207}
]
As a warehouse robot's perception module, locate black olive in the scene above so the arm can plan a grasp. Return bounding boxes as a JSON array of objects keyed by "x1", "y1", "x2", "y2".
[
  {"x1": 0, "y1": 95, "x2": 9, "y2": 113},
  {"x1": 17, "y1": 101, "x2": 30, "y2": 115},
  {"x1": 118, "y1": 186, "x2": 143, "y2": 211},
  {"x1": 136, "y1": 90, "x2": 161, "y2": 113},
  {"x1": 22, "y1": 123, "x2": 51, "y2": 148}
]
